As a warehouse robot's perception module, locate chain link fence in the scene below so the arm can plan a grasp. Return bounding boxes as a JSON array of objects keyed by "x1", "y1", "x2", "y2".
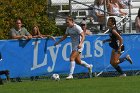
[
  {"x1": 48, "y1": 0, "x2": 140, "y2": 34},
  {"x1": 48, "y1": 0, "x2": 101, "y2": 33}
]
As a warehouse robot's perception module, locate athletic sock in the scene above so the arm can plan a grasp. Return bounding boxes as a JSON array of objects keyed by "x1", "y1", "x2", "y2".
[
  {"x1": 113, "y1": 65, "x2": 124, "y2": 74},
  {"x1": 119, "y1": 57, "x2": 127, "y2": 63},
  {"x1": 69, "y1": 61, "x2": 75, "y2": 76},
  {"x1": 80, "y1": 60, "x2": 90, "y2": 68}
]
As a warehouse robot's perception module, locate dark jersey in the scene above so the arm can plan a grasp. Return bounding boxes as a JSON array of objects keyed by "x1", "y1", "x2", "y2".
[{"x1": 109, "y1": 29, "x2": 124, "y2": 51}]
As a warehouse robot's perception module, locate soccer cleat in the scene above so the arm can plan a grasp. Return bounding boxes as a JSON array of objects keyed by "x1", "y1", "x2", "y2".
[
  {"x1": 66, "y1": 75, "x2": 73, "y2": 80},
  {"x1": 126, "y1": 55, "x2": 133, "y2": 64},
  {"x1": 88, "y1": 64, "x2": 93, "y2": 78},
  {"x1": 5, "y1": 70, "x2": 10, "y2": 81},
  {"x1": 119, "y1": 73, "x2": 126, "y2": 77}
]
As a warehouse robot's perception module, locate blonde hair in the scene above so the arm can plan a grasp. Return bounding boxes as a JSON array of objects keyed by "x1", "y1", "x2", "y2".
[{"x1": 32, "y1": 25, "x2": 41, "y2": 36}]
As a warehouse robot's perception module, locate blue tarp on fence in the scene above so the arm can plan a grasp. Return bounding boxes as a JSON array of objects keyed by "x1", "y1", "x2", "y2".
[{"x1": 0, "y1": 34, "x2": 140, "y2": 78}]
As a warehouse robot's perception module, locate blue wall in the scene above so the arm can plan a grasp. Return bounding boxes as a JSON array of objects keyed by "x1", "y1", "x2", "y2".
[{"x1": 0, "y1": 34, "x2": 139, "y2": 78}]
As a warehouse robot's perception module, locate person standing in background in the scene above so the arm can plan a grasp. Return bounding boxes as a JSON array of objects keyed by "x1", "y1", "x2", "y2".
[
  {"x1": 108, "y1": 0, "x2": 127, "y2": 16},
  {"x1": 9, "y1": 18, "x2": 32, "y2": 39},
  {"x1": 31, "y1": 25, "x2": 55, "y2": 40},
  {"x1": 94, "y1": 0, "x2": 106, "y2": 23},
  {"x1": 135, "y1": 8, "x2": 140, "y2": 33},
  {"x1": 9, "y1": 18, "x2": 32, "y2": 82},
  {"x1": 80, "y1": 20, "x2": 92, "y2": 35}
]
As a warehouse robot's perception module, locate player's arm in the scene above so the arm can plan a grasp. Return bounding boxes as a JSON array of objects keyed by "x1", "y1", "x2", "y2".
[
  {"x1": 86, "y1": 30, "x2": 92, "y2": 35},
  {"x1": 78, "y1": 32, "x2": 85, "y2": 49},
  {"x1": 11, "y1": 35, "x2": 23, "y2": 39},
  {"x1": 41, "y1": 35, "x2": 55, "y2": 41},
  {"x1": 102, "y1": 38, "x2": 112, "y2": 43},
  {"x1": 24, "y1": 28, "x2": 32, "y2": 39},
  {"x1": 54, "y1": 34, "x2": 68, "y2": 46}
]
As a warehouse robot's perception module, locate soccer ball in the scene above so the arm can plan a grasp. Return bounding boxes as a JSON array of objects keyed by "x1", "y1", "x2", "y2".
[{"x1": 51, "y1": 74, "x2": 60, "y2": 81}]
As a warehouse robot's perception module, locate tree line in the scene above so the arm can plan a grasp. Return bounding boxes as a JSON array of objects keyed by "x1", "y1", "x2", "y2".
[{"x1": 0, "y1": 0, "x2": 64, "y2": 39}]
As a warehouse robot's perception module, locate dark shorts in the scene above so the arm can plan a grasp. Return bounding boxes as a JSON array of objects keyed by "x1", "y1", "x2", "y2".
[{"x1": 109, "y1": 43, "x2": 125, "y2": 52}]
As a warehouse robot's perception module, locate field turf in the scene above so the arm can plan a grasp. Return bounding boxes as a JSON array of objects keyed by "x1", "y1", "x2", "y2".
[{"x1": 0, "y1": 76, "x2": 139, "y2": 93}]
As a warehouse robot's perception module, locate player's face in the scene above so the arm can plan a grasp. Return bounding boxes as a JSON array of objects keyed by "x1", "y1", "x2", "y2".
[
  {"x1": 107, "y1": 19, "x2": 113, "y2": 27},
  {"x1": 66, "y1": 19, "x2": 74, "y2": 27}
]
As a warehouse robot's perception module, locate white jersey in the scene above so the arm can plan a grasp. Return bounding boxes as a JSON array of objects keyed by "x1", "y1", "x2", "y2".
[{"x1": 65, "y1": 24, "x2": 84, "y2": 52}]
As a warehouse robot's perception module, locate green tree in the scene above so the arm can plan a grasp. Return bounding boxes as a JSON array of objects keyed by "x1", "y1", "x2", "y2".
[{"x1": 0, "y1": 0, "x2": 62, "y2": 39}]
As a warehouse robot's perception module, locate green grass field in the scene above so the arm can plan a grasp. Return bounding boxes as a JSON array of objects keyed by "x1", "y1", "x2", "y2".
[{"x1": 0, "y1": 76, "x2": 140, "y2": 93}]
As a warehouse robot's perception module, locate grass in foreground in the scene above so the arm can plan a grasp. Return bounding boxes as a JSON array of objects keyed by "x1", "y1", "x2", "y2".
[{"x1": 0, "y1": 76, "x2": 140, "y2": 93}]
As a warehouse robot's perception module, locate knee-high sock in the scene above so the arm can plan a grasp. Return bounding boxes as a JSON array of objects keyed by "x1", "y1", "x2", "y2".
[
  {"x1": 69, "y1": 61, "x2": 75, "y2": 76},
  {"x1": 119, "y1": 57, "x2": 127, "y2": 63},
  {"x1": 80, "y1": 60, "x2": 90, "y2": 68},
  {"x1": 113, "y1": 65, "x2": 124, "y2": 74}
]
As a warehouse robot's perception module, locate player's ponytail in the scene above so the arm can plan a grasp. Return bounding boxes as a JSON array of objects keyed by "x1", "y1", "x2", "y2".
[{"x1": 109, "y1": 17, "x2": 121, "y2": 34}]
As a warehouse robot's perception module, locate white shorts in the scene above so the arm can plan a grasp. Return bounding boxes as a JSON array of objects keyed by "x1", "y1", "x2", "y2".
[{"x1": 72, "y1": 45, "x2": 84, "y2": 53}]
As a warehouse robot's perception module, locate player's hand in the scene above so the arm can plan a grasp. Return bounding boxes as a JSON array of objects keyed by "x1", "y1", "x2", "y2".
[
  {"x1": 22, "y1": 35, "x2": 28, "y2": 39},
  {"x1": 78, "y1": 44, "x2": 82, "y2": 49},
  {"x1": 38, "y1": 35, "x2": 43, "y2": 38}
]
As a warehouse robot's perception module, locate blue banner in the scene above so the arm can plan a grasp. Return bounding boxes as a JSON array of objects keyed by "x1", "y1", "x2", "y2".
[{"x1": 0, "y1": 34, "x2": 140, "y2": 78}]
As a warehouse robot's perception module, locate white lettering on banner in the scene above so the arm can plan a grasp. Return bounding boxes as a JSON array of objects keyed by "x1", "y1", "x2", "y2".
[
  {"x1": 94, "y1": 40, "x2": 103, "y2": 57},
  {"x1": 82, "y1": 41, "x2": 92, "y2": 58},
  {"x1": 31, "y1": 40, "x2": 47, "y2": 70},
  {"x1": 47, "y1": 45, "x2": 61, "y2": 72},
  {"x1": 31, "y1": 40, "x2": 104, "y2": 71},
  {"x1": 31, "y1": 40, "x2": 61, "y2": 72},
  {"x1": 62, "y1": 42, "x2": 72, "y2": 61}
]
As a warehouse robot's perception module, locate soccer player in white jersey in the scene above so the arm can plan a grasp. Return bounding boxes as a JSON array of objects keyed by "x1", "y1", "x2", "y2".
[{"x1": 54, "y1": 16, "x2": 93, "y2": 79}]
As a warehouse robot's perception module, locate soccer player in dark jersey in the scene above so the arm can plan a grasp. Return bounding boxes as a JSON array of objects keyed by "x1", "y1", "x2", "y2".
[{"x1": 103, "y1": 17, "x2": 133, "y2": 77}]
